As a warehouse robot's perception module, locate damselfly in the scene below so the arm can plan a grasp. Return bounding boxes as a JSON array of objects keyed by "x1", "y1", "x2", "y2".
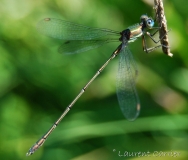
[{"x1": 26, "y1": 14, "x2": 167, "y2": 156}]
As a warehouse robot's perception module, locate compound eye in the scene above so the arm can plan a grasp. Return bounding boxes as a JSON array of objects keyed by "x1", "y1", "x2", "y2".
[{"x1": 147, "y1": 19, "x2": 154, "y2": 28}]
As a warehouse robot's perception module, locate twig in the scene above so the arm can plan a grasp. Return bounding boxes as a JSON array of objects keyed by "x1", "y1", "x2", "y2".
[{"x1": 153, "y1": 0, "x2": 173, "y2": 57}]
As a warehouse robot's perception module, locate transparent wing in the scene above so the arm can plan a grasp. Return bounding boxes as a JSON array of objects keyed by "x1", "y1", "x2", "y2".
[
  {"x1": 116, "y1": 46, "x2": 140, "y2": 121},
  {"x1": 58, "y1": 39, "x2": 118, "y2": 54},
  {"x1": 37, "y1": 18, "x2": 120, "y2": 40}
]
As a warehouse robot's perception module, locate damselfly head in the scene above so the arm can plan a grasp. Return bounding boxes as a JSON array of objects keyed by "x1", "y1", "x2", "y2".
[{"x1": 140, "y1": 14, "x2": 154, "y2": 29}]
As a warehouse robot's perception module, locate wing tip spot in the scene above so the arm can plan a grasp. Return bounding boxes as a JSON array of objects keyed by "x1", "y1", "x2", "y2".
[
  {"x1": 44, "y1": 18, "x2": 51, "y2": 21},
  {"x1": 137, "y1": 103, "x2": 141, "y2": 112}
]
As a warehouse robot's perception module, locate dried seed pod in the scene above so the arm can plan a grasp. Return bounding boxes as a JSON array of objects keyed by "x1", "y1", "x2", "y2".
[{"x1": 154, "y1": 0, "x2": 173, "y2": 57}]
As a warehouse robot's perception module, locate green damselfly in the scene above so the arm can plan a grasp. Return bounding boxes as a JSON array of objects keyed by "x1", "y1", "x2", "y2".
[{"x1": 27, "y1": 14, "x2": 168, "y2": 156}]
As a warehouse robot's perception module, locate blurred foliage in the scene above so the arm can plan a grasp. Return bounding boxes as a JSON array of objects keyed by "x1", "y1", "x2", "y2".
[{"x1": 0, "y1": 0, "x2": 188, "y2": 160}]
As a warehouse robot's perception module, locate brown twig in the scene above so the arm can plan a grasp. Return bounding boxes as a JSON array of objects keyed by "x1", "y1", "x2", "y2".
[{"x1": 154, "y1": 0, "x2": 173, "y2": 57}]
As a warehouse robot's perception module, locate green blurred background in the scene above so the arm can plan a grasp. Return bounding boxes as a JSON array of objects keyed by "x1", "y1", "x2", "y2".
[{"x1": 0, "y1": 0, "x2": 188, "y2": 160}]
